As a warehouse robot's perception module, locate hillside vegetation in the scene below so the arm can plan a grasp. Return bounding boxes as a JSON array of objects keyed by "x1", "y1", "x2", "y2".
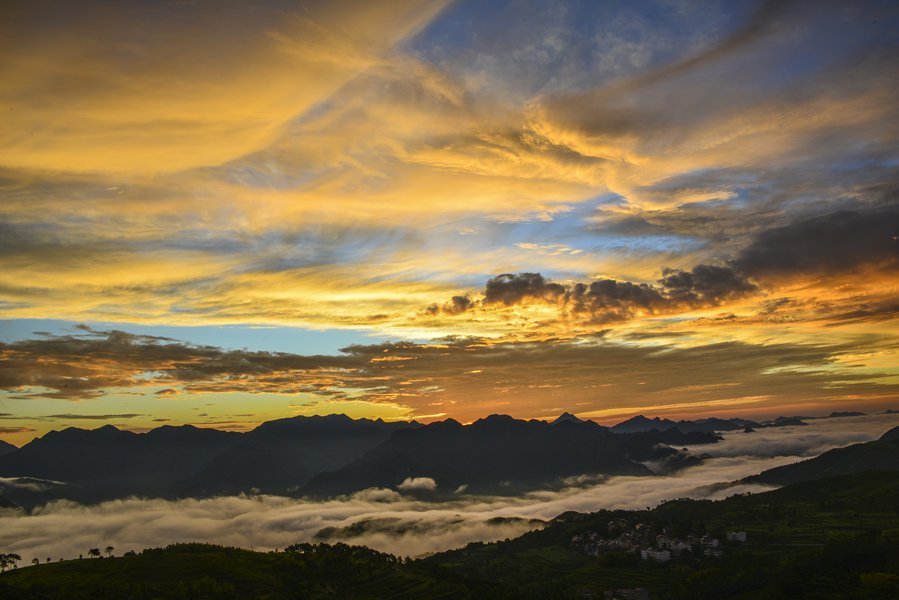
[{"x1": 2, "y1": 471, "x2": 898, "y2": 599}]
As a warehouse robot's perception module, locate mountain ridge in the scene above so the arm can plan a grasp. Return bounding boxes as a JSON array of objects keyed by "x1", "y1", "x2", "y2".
[
  {"x1": 0, "y1": 413, "x2": 717, "y2": 506},
  {"x1": 743, "y1": 425, "x2": 899, "y2": 486}
]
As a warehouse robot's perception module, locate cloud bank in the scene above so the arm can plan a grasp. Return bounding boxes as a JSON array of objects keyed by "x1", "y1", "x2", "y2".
[
  {"x1": 427, "y1": 264, "x2": 757, "y2": 322},
  {"x1": 1, "y1": 414, "x2": 895, "y2": 561},
  {"x1": 397, "y1": 477, "x2": 438, "y2": 492}
]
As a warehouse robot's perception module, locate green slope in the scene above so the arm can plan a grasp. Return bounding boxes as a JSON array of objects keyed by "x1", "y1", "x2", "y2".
[
  {"x1": 0, "y1": 543, "x2": 488, "y2": 600},
  {"x1": 428, "y1": 471, "x2": 899, "y2": 599},
  {"x1": 745, "y1": 438, "x2": 899, "y2": 486}
]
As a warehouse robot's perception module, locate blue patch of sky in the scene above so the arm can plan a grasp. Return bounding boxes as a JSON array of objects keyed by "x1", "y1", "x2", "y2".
[
  {"x1": 0, "y1": 319, "x2": 379, "y2": 355},
  {"x1": 438, "y1": 194, "x2": 703, "y2": 281},
  {"x1": 407, "y1": 0, "x2": 756, "y2": 96}
]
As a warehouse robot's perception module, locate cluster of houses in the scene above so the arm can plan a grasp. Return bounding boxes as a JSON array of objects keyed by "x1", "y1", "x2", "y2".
[{"x1": 570, "y1": 518, "x2": 748, "y2": 564}]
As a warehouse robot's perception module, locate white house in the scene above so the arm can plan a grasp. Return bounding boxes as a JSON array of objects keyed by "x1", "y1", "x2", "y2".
[{"x1": 640, "y1": 548, "x2": 671, "y2": 563}]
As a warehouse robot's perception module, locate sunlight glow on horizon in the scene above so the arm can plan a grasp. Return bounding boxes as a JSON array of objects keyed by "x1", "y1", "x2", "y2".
[{"x1": 1, "y1": 0, "x2": 898, "y2": 444}]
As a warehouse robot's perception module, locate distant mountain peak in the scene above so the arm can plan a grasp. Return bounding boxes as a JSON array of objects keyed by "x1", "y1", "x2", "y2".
[
  {"x1": 551, "y1": 412, "x2": 583, "y2": 425},
  {"x1": 426, "y1": 418, "x2": 462, "y2": 429},
  {"x1": 610, "y1": 414, "x2": 678, "y2": 433},
  {"x1": 474, "y1": 414, "x2": 517, "y2": 426}
]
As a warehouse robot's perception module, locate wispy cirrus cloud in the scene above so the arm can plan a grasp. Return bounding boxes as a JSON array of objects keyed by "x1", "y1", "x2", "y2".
[{"x1": 0, "y1": 0, "x2": 450, "y2": 174}]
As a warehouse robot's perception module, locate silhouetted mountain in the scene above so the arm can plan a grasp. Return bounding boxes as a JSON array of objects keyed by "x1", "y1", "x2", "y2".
[
  {"x1": 685, "y1": 417, "x2": 762, "y2": 433},
  {"x1": 550, "y1": 412, "x2": 584, "y2": 425},
  {"x1": 174, "y1": 415, "x2": 418, "y2": 496},
  {"x1": 762, "y1": 416, "x2": 808, "y2": 427},
  {"x1": 829, "y1": 411, "x2": 865, "y2": 418},
  {"x1": 0, "y1": 424, "x2": 239, "y2": 502},
  {"x1": 745, "y1": 427, "x2": 899, "y2": 486},
  {"x1": 611, "y1": 415, "x2": 678, "y2": 433},
  {"x1": 0, "y1": 439, "x2": 16, "y2": 456},
  {"x1": 611, "y1": 414, "x2": 759, "y2": 434},
  {"x1": 0, "y1": 415, "x2": 418, "y2": 505},
  {"x1": 0, "y1": 413, "x2": 722, "y2": 506},
  {"x1": 302, "y1": 415, "x2": 717, "y2": 497}
]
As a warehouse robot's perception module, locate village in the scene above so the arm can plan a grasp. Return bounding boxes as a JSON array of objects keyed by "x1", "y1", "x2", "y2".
[{"x1": 570, "y1": 518, "x2": 748, "y2": 564}]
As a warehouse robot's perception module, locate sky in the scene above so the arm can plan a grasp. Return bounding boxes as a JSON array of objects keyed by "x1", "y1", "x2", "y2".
[{"x1": 1, "y1": 0, "x2": 898, "y2": 445}]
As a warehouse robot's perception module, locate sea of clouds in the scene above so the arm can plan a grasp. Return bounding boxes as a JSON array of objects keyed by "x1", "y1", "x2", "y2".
[{"x1": 1, "y1": 413, "x2": 896, "y2": 561}]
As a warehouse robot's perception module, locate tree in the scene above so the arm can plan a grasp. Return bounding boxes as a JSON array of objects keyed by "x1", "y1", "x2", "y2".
[
  {"x1": 31, "y1": 558, "x2": 39, "y2": 567},
  {"x1": 0, "y1": 553, "x2": 21, "y2": 572},
  {"x1": 105, "y1": 545, "x2": 115, "y2": 558},
  {"x1": 87, "y1": 548, "x2": 101, "y2": 559}
]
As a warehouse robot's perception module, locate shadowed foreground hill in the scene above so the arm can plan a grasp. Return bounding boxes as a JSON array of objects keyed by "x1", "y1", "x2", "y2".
[
  {"x1": 426, "y1": 471, "x2": 899, "y2": 599},
  {"x1": 3, "y1": 472, "x2": 898, "y2": 599},
  {"x1": 0, "y1": 543, "x2": 488, "y2": 600},
  {"x1": 744, "y1": 426, "x2": 899, "y2": 487}
]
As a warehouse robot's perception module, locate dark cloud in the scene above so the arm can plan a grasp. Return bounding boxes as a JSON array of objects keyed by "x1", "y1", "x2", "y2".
[
  {"x1": 659, "y1": 264, "x2": 757, "y2": 304},
  {"x1": 426, "y1": 294, "x2": 474, "y2": 316},
  {"x1": 0, "y1": 326, "x2": 359, "y2": 400},
  {"x1": 483, "y1": 273, "x2": 567, "y2": 306},
  {"x1": 821, "y1": 300, "x2": 899, "y2": 326},
  {"x1": 428, "y1": 265, "x2": 756, "y2": 321},
  {"x1": 0, "y1": 427, "x2": 35, "y2": 434},
  {"x1": 42, "y1": 414, "x2": 145, "y2": 420},
  {"x1": 565, "y1": 279, "x2": 666, "y2": 323},
  {"x1": 432, "y1": 199, "x2": 895, "y2": 323},
  {"x1": 734, "y1": 205, "x2": 899, "y2": 278}
]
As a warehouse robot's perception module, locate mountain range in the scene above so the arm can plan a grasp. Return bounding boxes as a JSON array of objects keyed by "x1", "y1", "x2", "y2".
[
  {"x1": 0, "y1": 413, "x2": 717, "y2": 507},
  {"x1": 0, "y1": 415, "x2": 416, "y2": 506},
  {"x1": 609, "y1": 414, "x2": 810, "y2": 434},
  {"x1": 302, "y1": 414, "x2": 715, "y2": 497},
  {"x1": 3, "y1": 412, "x2": 895, "y2": 509}
]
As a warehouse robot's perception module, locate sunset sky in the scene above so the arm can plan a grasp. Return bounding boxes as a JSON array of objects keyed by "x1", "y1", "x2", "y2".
[{"x1": 1, "y1": 0, "x2": 898, "y2": 446}]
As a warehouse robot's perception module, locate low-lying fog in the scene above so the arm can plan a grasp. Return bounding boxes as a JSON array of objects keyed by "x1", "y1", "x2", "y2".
[{"x1": 2, "y1": 413, "x2": 896, "y2": 561}]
